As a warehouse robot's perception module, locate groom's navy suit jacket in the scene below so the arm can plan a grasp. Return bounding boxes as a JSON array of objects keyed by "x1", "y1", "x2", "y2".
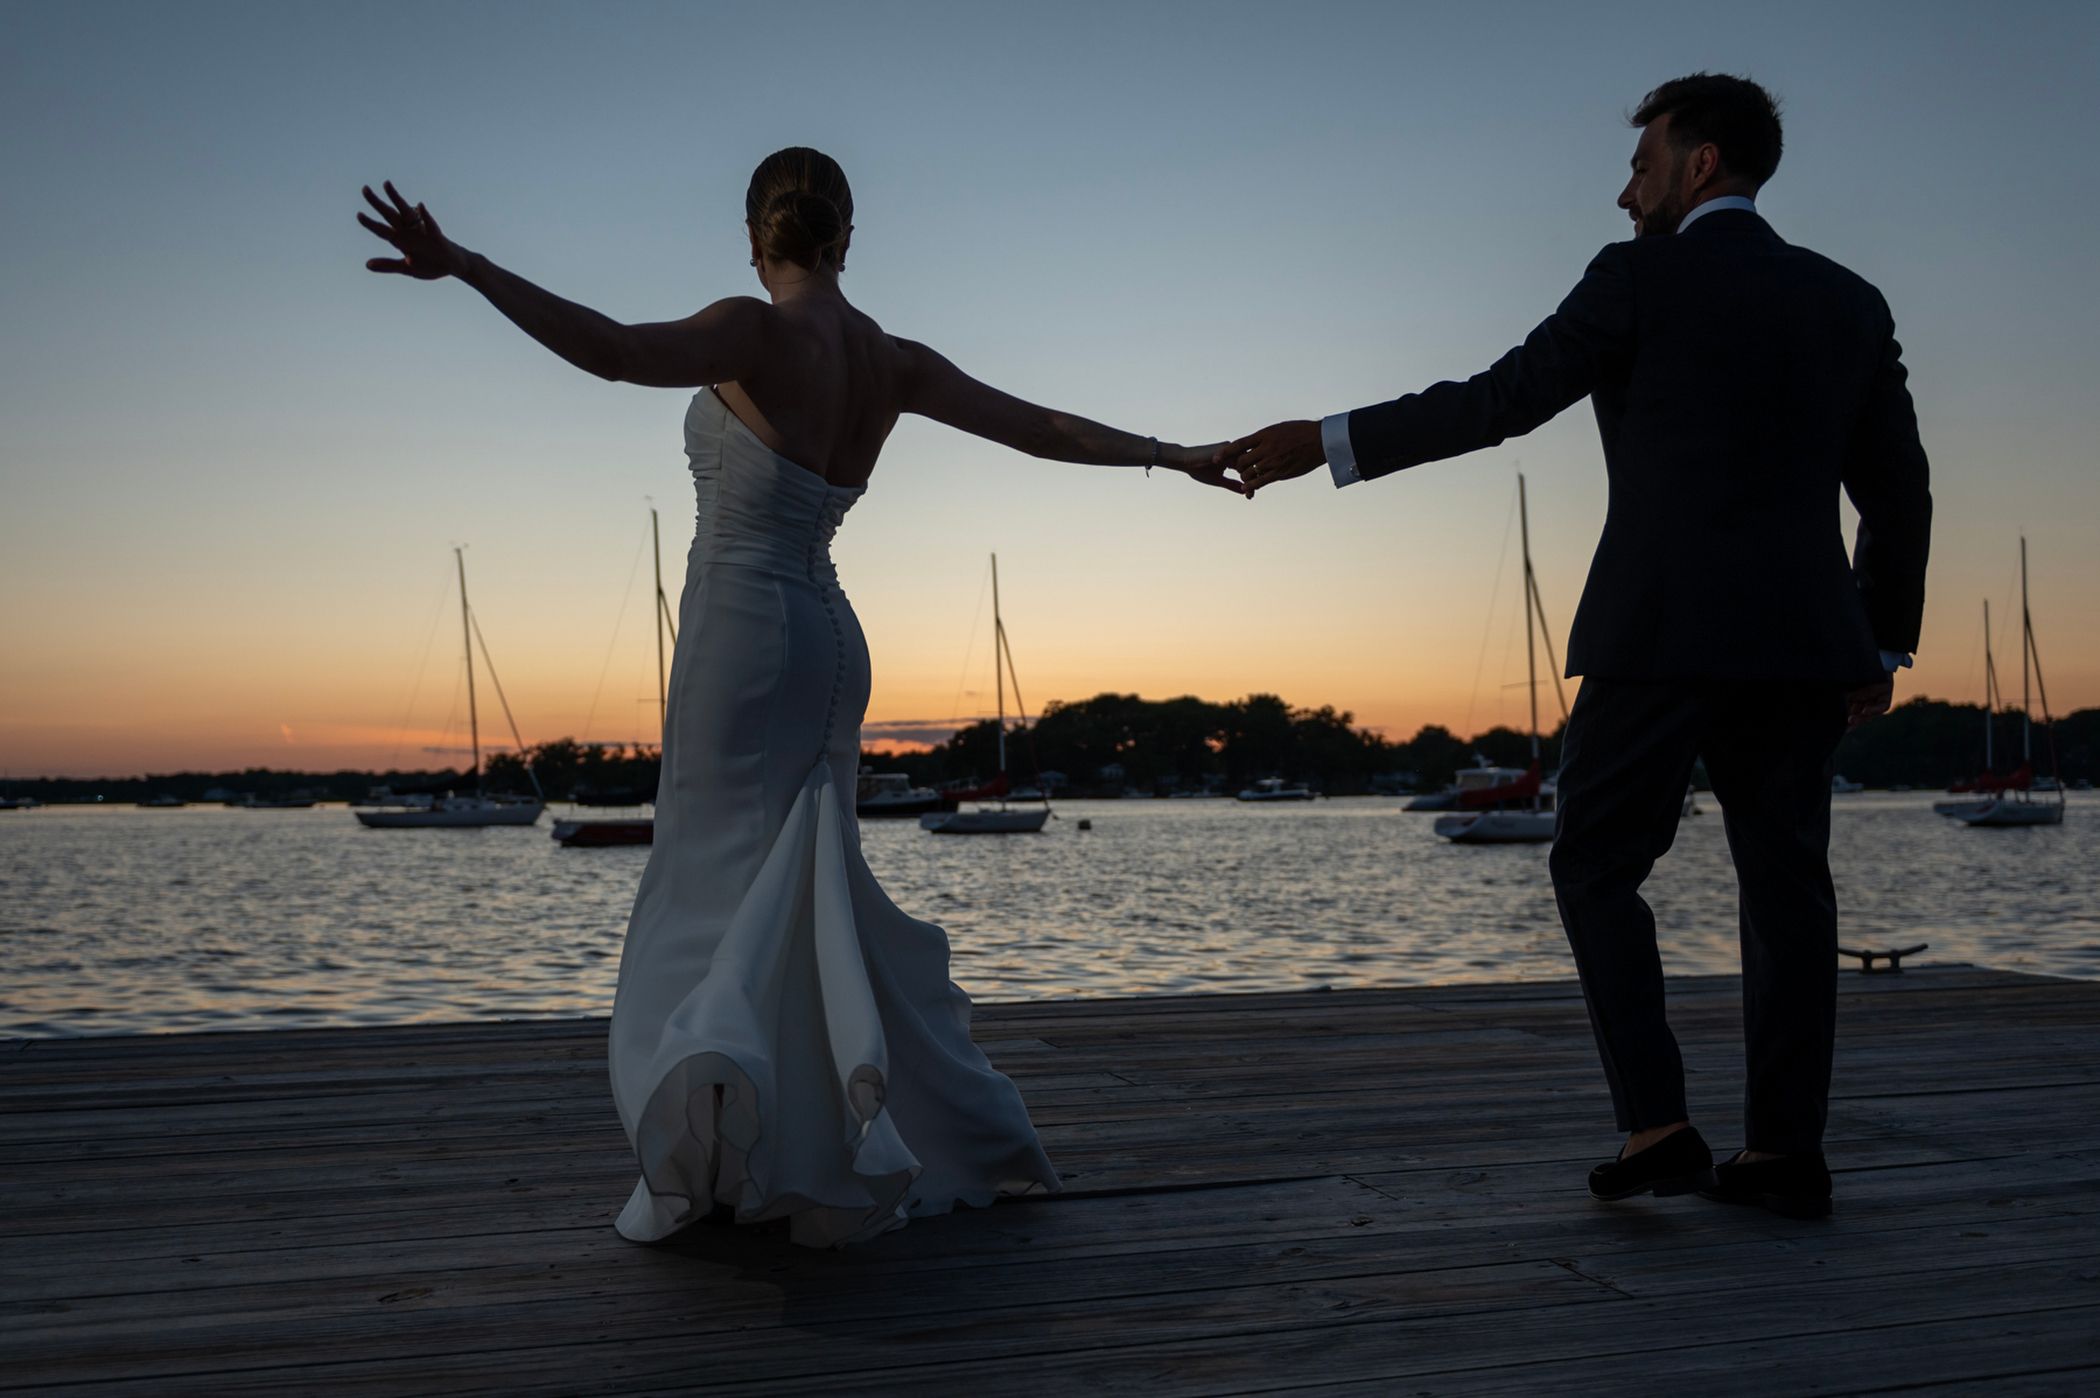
[{"x1": 1340, "y1": 209, "x2": 1931, "y2": 685}]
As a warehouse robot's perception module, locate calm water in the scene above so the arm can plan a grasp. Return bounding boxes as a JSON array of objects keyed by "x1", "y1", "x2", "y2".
[{"x1": 2, "y1": 793, "x2": 2095, "y2": 1036}]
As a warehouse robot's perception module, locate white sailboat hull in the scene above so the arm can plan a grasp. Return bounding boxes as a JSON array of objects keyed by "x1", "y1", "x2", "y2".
[
  {"x1": 357, "y1": 800, "x2": 544, "y2": 828},
  {"x1": 1954, "y1": 798, "x2": 2064, "y2": 827},
  {"x1": 920, "y1": 808, "x2": 1050, "y2": 834},
  {"x1": 1434, "y1": 810, "x2": 1557, "y2": 844}
]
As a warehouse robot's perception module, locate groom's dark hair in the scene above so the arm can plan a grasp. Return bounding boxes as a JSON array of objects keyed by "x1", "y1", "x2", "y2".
[{"x1": 1632, "y1": 74, "x2": 1784, "y2": 188}]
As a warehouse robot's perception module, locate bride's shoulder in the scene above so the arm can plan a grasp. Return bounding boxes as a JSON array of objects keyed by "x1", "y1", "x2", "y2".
[
  {"x1": 882, "y1": 329, "x2": 940, "y2": 375},
  {"x1": 678, "y1": 295, "x2": 775, "y2": 342},
  {"x1": 700, "y1": 294, "x2": 775, "y2": 322}
]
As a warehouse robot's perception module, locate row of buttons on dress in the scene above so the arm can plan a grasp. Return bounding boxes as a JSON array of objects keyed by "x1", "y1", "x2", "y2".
[{"x1": 808, "y1": 495, "x2": 847, "y2": 765}]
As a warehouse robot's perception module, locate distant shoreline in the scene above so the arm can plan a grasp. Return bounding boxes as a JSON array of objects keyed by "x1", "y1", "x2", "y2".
[{"x1": 5, "y1": 694, "x2": 2094, "y2": 798}]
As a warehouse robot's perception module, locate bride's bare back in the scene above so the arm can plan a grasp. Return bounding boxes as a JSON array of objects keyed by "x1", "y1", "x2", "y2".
[{"x1": 712, "y1": 293, "x2": 903, "y2": 489}]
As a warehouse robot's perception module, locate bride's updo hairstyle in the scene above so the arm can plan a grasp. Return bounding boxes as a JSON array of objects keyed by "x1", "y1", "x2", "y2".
[{"x1": 746, "y1": 147, "x2": 854, "y2": 272}]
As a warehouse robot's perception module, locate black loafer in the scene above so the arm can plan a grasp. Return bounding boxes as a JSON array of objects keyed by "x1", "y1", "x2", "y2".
[
  {"x1": 1700, "y1": 1150, "x2": 1833, "y2": 1219},
  {"x1": 1588, "y1": 1126, "x2": 1718, "y2": 1201}
]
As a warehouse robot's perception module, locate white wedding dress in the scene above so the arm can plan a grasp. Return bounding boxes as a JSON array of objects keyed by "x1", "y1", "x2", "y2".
[{"x1": 609, "y1": 388, "x2": 1059, "y2": 1248}]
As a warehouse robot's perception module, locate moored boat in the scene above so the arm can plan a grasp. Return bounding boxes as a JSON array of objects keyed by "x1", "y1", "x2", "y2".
[
  {"x1": 240, "y1": 794, "x2": 318, "y2": 809},
  {"x1": 1236, "y1": 778, "x2": 1314, "y2": 802},
  {"x1": 1952, "y1": 539, "x2": 2063, "y2": 828},
  {"x1": 552, "y1": 816, "x2": 654, "y2": 846},
  {"x1": 923, "y1": 555, "x2": 1051, "y2": 835},
  {"x1": 1434, "y1": 807, "x2": 1558, "y2": 843},
  {"x1": 1405, "y1": 763, "x2": 1534, "y2": 811},
  {"x1": 356, "y1": 547, "x2": 545, "y2": 830},
  {"x1": 856, "y1": 769, "x2": 952, "y2": 819},
  {"x1": 921, "y1": 807, "x2": 1050, "y2": 834},
  {"x1": 548, "y1": 508, "x2": 678, "y2": 848},
  {"x1": 1437, "y1": 475, "x2": 1561, "y2": 846},
  {"x1": 361, "y1": 795, "x2": 544, "y2": 828},
  {"x1": 1954, "y1": 796, "x2": 2062, "y2": 828}
]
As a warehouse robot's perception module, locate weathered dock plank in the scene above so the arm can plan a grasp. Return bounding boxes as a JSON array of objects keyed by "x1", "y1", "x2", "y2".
[{"x1": 2, "y1": 967, "x2": 2097, "y2": 1395}]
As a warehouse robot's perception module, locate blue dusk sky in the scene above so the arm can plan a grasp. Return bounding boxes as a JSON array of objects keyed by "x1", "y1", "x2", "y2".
[{"x1": 3, "y1": 0, "x2": 2097, "y2": 774}]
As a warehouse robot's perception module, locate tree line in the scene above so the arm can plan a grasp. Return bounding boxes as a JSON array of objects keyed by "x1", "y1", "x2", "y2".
[
  {"x1": 7, "y1": 696, "x2": 2095, "y2": 802},
  {"x1": 857, "y1": 692, "x2": 2100, "y2": 795}
]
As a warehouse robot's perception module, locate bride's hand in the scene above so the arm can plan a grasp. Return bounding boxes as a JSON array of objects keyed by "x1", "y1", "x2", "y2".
[
  {"x1": 359, "y1": 181, "x2": 466, "y2": 280},
  {"x1": 1158, "y1": 442, "x2": 1246, "y2": 495}
]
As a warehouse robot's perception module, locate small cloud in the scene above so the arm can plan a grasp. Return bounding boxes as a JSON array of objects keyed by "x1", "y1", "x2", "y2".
[
  {"x1": 279, "y1": 724, "x2": 297, "y2": 745},
  {"x1": 859, "y1": 719, "x2": 964, "y2": 747}
]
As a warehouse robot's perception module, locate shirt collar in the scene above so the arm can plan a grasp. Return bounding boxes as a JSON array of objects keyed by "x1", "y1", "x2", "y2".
[{"x1": 1676, "y1": 195, "x2": 1758, "y2": 234}]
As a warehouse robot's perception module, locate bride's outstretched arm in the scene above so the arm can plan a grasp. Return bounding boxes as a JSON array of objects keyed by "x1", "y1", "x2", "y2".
[
  {"x1": 358, "y1": 181, "x2": 758, "y2": 388},
  {"x1": 896, "y1": 339, "x2": 1239, "y2": 492}
]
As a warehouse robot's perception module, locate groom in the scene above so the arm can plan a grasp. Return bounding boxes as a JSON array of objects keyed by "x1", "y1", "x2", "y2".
[{"x1": 1223, "y1": 73, "x2": 1931, "y2": 1218}]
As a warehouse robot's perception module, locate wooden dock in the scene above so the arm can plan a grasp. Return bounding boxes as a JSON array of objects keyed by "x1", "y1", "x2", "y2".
[{"x1": 4, "y1": 967, "x2": 2097, "y2": 1395}]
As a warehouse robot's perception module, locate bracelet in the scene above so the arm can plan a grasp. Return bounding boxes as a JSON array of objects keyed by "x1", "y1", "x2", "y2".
[{"x1": 1145, "y1": 437, "x2": 1158, "y2": 476}]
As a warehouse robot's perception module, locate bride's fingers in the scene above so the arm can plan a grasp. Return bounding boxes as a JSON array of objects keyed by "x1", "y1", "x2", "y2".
[
  {"x1": 363, "y1": 185, "x2": 405, "y2": 226},
  {"x1": 357, "y1": 212, "x2": 401, "y2": 242},
  {"x1": 383, "y1": 180, "x2": 416, "y2": 219},
  {"x1": 366, "y1": 257, "x2": 410, "y2": 274}
]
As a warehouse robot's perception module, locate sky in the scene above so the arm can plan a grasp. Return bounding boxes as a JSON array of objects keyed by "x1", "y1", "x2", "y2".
[{"x1": 4, "y1": 0, "x2": 2098, "y2": 777}]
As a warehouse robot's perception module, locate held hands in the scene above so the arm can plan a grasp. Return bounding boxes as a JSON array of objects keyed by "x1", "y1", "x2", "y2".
[
  {"x1": 1215, "y1": 420, "x2": 1325, "y2": 497},
  {"x1": 1157, "y1": 442, "x2": 1245, "y2": 494},
  {"x1": 358, "y1": 181, "x2": 466, "y2": 280}
]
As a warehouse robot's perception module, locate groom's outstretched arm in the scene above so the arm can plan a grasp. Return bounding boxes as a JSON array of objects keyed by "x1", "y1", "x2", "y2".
[
  {"x1": 1337, "y1": 245, "x2": 1635, "y2": 482},
  {"x1": 1228, "y1": 246, "x2": 1635, "y2": 493}
]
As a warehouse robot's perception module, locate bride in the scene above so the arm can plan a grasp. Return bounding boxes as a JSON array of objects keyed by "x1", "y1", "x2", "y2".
[{"x1": 358, "y1": 149, "x2": 1234, "y2": 1246}]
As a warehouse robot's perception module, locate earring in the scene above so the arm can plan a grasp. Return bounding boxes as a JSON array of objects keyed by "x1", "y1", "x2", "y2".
[{"x1": 749, "y1": 257, "x2": 758, "y2": 267}]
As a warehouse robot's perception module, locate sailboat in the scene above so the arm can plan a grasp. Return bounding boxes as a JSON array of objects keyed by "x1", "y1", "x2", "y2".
[
  {"x1": 1933, "y1": 599, "x2": 2004, "y2": 820},
  {"x1": 358, "y1": 549, "x2": 546, "y2": 829},
  {"x1": 1950, "y1": 537, "x2": 2064, "y2": 828},
  {"x1": 921, "y1": 554, "x2": 1052, "y2": 835},
  {"x1": 553, "y1": 508, "x2": 674, "y2": 849},
  {"x1": 1403, "y1": 759, "x2": 1534, "y2": 811},
  {"x1": 1436, "y1": 474, "x2": 1560, "y2": 845}
]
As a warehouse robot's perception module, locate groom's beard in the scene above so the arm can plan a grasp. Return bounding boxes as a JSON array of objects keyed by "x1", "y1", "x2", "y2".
[{"x1": 1636, "y1": 193, "x2": 1688, "y2": 237}]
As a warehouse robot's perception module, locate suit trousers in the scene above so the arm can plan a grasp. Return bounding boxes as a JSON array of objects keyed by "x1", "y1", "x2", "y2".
[{"x1": 1547, "y1": 677, "x2": 1849, "y2": 1153}]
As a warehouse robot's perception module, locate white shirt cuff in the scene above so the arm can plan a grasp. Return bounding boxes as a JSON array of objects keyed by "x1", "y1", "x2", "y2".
[
  {"x1": 1881, "y1": 650, "x2": 1912, "y2": 674},
  {"x1": 1321, "y1": 413, "x2": 1360, "y2": 487}
]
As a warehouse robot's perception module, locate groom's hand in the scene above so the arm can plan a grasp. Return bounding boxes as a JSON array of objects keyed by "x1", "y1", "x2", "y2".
[
  {"x1": 1218, "y1": 420, "x2": 1324, "y2": 496},
  {"x1": 1845, "y1": 675, "x2": 1894, "y2": 730}
]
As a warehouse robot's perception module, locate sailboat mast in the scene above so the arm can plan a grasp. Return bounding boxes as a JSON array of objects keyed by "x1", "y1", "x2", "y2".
[
  {"x1": 456, "y1": 546, "x2": 481, "y2": 790},
  {"x1": 991, "y1": 553, "x2": 1007, "y2": 777},
  {"x1": 2020, "y1": 537, "x2": 2033, "y2": 765},
  {"x1": 651, "y1": 507, "x2": 668, "y2": 741},
  {"x1": 1518, "y1": 475, "x2": 1540, "y2": 765},
  {"x1": 1982, "y1": 600, "x2": 1995, "y2": 773}
]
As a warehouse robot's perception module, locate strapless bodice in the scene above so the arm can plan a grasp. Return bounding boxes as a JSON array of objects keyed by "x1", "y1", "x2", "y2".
[{"x1": 684, "y1": 388, "x2": 863, "y2": 581}]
